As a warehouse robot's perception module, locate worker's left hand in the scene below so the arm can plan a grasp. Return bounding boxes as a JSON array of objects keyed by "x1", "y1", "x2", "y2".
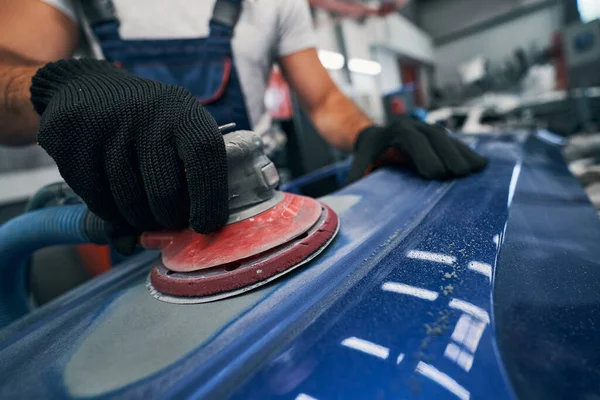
[
  {"x1": 30, "y1": 59, "x2": 229, "y2": 246},
  {"x1": 347, "y1": 117, "x2": 488, "y2": 183}
]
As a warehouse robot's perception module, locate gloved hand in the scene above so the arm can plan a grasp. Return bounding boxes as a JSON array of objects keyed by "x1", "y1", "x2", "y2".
[
  {"x1": 347, "y1": 117, "x2": 488, "y2": 183},
  {"x1": 30, "y1": 59, "x2": 229, "y2": 237}
]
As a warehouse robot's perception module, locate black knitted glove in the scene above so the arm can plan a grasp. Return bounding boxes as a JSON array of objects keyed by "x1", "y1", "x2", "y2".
[
  {"x1": 347, "y1": 117, "x2": 488, "y2": 183},
  {"x1": 31, "y1": 59, "x2": 228, "y2": 235}
]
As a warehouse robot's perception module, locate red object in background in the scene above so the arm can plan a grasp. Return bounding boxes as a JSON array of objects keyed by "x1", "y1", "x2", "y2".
[
  {"x1": 551, "y1": 31, "x2": 568, "y2": 90},
  {"x1": 364, "y1": 147, "x2": 409, "y2": 179},
  {"x1": 399, "y1": 63, "x2": 424, "y2": 107},
  {"x1": 265, "y1": 68, "x2": 294, "y2": 120},
  {"x1": 390, "y1": 96, "x2": 407, "y2": 114},
  {"x1": 308, "y1": 0, "x2": 408, "y2": 18},
  {"x1": 77, "y1": 244, "x2": 111, "y2": 277}
]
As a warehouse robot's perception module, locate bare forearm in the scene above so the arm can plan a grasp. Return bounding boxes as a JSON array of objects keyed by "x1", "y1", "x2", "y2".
[
  {"x1": 0, "y1": 48, "x2": 44, "y2": 146},
  {"x1": 308, "y1": 88, "x2": 373, "y2": 152}
]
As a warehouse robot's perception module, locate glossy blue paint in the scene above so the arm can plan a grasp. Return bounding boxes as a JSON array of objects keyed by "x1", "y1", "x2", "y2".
[
  {"x1": 0, "y1": 131, "x2": 599, "y2": 400},
  {"x1": 493, "y1": 134, "x2": 600, "y2": 400}
]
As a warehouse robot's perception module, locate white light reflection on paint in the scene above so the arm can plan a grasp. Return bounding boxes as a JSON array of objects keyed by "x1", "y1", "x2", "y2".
[
  {"x1": 445, "y1": 314, "x2": 488, "y2": 372},
  {"x1": 396, "y1": 353, "x2": 405, "y2": 364},
  {"x1": 445, "y1": 342, "x2": 460, "y2": 359},
  {"x1": 416, "y1": 361, "x2": 470, "y2": 400},
  {"x1": 341, "y1": 337, "x2": 390, "y2": 359},
  {"x1": 444, "y1": 342, "x2": 475, "y2": 372},
  {"x1": 450, "y1": 314, "x2": 472, "y2": 343},
  {"x1": 507, "y1": 161, "x2": 522, "y2": 207},
  {"x1": 457, "y1": 350, "x2": 474, "y2": 372},
  {"x1": 493, "y1": 234, "x2": 500, "y2": 246},
  {"x1": 296, "y1": 394, "x2": 317, "y2": 400},
  {"x1": 463, "y1": 318, "x2": 486, "y2": 353},
  {"x1": 381, "y1": 282, "x2": 439, "y2": 301},
  {"x1": 467, "y1": 261, "x2": 492, "y2": 282},
  {"x1": 448, "y1": 299, "x2": 490, "y2": 324},
  {"x1": 407, "y1": 250, "x2": 456, "y2": 265},
  {"x1": 536, "y1": 129, "x2": 565, "y2": 145}
]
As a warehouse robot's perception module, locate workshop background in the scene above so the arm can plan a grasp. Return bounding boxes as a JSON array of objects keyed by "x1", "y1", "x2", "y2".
[{"x1": 1, "y1": 0, "x2": 599, "y2": 302}]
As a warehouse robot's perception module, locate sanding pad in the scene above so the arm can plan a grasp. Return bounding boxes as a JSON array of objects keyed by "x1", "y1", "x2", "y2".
[
  {"x1": 146, "y1": 200, "x2": 338, "y2": 304},
  {"x1": 140, "y1": 193, "x2": 323, "y2": 272}
]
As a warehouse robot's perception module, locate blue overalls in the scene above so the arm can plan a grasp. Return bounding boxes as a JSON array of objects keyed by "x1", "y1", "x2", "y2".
[{"x1": 81, "y1": 0, "x2": 252, "y2": 130}]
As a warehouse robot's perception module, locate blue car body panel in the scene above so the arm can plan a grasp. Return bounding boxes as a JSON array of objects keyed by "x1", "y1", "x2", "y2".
[{"x1": 0, "y1": 131, "x2": 599, "y2": 399}]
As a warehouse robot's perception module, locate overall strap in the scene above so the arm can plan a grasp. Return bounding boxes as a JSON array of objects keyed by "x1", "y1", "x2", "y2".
[
  {"x1": 80, "y1": 0, "x2": 118, "y2": 26},
  {"x1": 81, "y1": 0, "x2": 244, "y2": 29},
  {"x1": 210, "y1": 0, "x2": 243, "y2": 28},
  {"x1": 209, "y1": 0, "x2": 244, "y2": 37}
]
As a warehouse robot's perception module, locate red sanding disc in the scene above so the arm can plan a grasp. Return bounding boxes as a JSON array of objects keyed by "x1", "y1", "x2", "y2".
[
  {"x1": 148, "y1": 202, "x2": 338, "y2": 302},
  {"x1": 140, "y1": 193, "x2": 322, "y2": 272}
]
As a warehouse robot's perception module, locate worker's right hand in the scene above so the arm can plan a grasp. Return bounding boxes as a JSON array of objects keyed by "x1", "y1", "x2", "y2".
[
  {"x1": 347, "y1": 117, "x2": 488, "y2": 184},
  {"x1": 30, "y1": 58, "x2": 229, "y2": 236}
]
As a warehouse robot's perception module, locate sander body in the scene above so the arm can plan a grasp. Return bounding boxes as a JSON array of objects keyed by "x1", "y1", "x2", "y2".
[{"x1": 141, "y1": 130, "x2": 339, "y2": 303}]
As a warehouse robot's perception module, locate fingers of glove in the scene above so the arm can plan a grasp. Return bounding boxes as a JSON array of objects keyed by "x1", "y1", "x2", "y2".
[
  {"x1": 346, "y1": 155, "x2": 374, "y2": 184},
  {"x1": 105, "y1": 221, "x2": 139, "y2": 255},
  {"x1": 347, "y1": 127, "x2": 390, "y2": 183},
  {"x1": 37, "y1": 104, "x2": 124, "y2": 225},
  {"x1": 138, "y1": 132, "x2": 190, "y2": 230},
  {"x1": 389, "y1": 123, "x2": 448, "y2": 179},
  {"x1": 414, "y1": 122, "x2": 472, "y2": 177},
  {"x1": 451, "y1": 138, "x2": 489, "y2": 172},
  {"x1": 174, "y1": 104, "x2": 228, "y2": 234},
  {"x1": 104, "y1": 130, "x2": 160, "y2": 232}
]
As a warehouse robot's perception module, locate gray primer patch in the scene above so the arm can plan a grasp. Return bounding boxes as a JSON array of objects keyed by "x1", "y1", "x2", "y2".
[
  {"x1": 65, "y1": 194, "x2": 361, "y2": 397},
  {"x1": 319, "y1": 194, "x2": 361, "y2": 215},
  {"x1": 64, "y1": 283, "x2": 266, "y2": 397}
]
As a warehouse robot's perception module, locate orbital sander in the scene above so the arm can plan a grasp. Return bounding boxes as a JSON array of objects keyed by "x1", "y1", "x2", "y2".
[{"x1": 141, "y1": 130, "x2": 339, "y2": 304}]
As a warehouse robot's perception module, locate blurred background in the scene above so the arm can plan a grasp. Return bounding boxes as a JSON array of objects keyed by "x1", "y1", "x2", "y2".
[
  {"x1": 273, "y1": 0, "x2": 600, "y2": 210},
  {"x1": 2, "y1": 0, "x2": 600, "y2": 229}
]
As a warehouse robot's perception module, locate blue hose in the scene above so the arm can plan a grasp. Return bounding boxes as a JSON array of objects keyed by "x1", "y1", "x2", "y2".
[{"x1": 0, "y1": 205, "x2": 89, "y2": 328}]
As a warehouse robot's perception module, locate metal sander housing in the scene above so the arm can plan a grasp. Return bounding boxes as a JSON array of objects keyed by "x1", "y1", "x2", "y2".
[{"x1": 141, "y1": 131, "x2": 339, "y2": 303}]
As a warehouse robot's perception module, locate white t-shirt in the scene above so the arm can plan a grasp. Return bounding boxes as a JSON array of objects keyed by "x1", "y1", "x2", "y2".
[{"x1": 42, "y1": 0, "x2": 316, "y2": 134}]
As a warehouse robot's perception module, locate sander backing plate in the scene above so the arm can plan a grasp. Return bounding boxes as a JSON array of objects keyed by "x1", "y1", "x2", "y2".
[
  {"x1": 146, "y1": 202, "x2": 338, "y2": 304},
  {"x1": 140, "y1": 193, "x2": 323, "y2": 272}
]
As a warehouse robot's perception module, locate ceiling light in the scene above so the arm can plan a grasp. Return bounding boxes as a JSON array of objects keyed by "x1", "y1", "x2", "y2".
[
  {"x1": 318, "y1": 50, "x2": 345, "y2": 70},
  {"x1": 349, "y1": 58, "x2": 382, "y2": 75}
]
